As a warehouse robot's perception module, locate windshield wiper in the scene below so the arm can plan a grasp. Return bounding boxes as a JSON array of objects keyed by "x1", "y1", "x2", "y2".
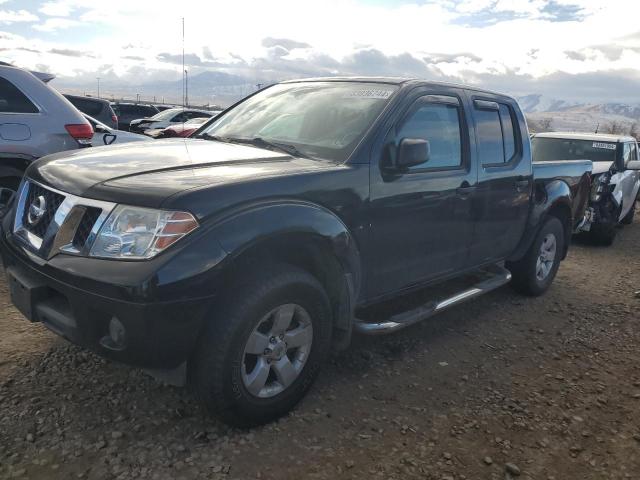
[
  {"x1": 246, "y1": 137, "x2": 311, "y2": 158},
  {"x1": 197, "y1": 134, "x2": 312, "y2": 159},
  {"x1": 197, "y1": 133, "x2": 233, "y2": 143}
]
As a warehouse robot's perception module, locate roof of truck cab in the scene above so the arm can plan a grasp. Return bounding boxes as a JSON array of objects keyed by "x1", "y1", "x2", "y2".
[
  {"x1": 533, "y1": 132, "x2": 637, "y2": 143},
  {"x1": 280, "y1": 76, "x2": 514, "y2": 98}
]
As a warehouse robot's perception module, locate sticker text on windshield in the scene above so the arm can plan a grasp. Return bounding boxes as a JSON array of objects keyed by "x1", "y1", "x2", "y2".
[{"x1": 592, "y1": 142, "x2": 616, "y2": 150}]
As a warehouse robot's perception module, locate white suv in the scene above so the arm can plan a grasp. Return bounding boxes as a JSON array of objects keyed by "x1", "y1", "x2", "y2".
[
  {"x1": 532, "y1": 132, "x2": 640, "y2": 244},
  {"x1": 0, "y1": 64, "x2": 93, "y2": 204}
]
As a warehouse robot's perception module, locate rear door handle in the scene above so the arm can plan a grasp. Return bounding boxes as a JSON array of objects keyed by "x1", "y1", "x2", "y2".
[
  {"x1": 456, "y1": 184, "x2": 477, "y2": 197},
  {"x1": 515, "y1": 178, "x2": 530, "y2": 190}
]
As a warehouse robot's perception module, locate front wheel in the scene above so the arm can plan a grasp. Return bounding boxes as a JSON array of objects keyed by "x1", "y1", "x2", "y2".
[
  {"x1": 621, "y1": 201, "x2": 636, "y2": 225},
  {"x1": 0, "y1": 177, "x2": 20, "y2": 217},
  {"x1": 190, "y1": 265, "x2": 332, "y2": 427},
  {"x1": 507, "y1": 216, "x2": 565, "y2": 296}
]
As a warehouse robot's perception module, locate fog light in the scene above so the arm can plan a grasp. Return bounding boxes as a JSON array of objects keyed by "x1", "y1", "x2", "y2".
[{"x1": 108, "y1": 316, "x2": 127, "y2": 347}]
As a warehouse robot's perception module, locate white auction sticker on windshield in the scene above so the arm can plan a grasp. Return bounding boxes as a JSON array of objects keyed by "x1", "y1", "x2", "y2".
[
  {"x1": 344, "y1": 89, "x2": 394, "y2": 99},
  {"x1": 592, "y1": 142, "x2": 616, "y2": 150}
]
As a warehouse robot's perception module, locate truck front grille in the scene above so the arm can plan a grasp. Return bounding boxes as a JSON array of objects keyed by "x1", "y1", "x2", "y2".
[
  {"x1": 72, "y1": 207, "x2": 103, "y2": 249},
  {"x1": 12, "y1": 180, "x2": 116, "y2": 259},
  {"x1": 21, "y1": 183, "x2": 65, "y2": 238}
]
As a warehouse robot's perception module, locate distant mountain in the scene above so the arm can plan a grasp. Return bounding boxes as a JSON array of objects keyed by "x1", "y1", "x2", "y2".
[
  {"x1": 57, "y1": 70, "x2": 262, "y2": 107},
  {"x1": 517, "y1": 94, "x2": 579, "y2": 113},
  {"x1": 519, "y1": 94, "x2": 640, "y2": 134}
]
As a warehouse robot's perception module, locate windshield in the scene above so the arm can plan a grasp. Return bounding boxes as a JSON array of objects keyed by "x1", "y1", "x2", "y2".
[
  {"x1": 532, "y1": 137, "x2": 617, "y2": 163},
  {"x1": 149, "y1": 109, "x2": 180, "y2": 121},
  {"x1": 186, "y1": 117, "x2": 209, "y2": 125},
  {"x1": 198, "y1": 82, "x2": 398, "y2": 161}
]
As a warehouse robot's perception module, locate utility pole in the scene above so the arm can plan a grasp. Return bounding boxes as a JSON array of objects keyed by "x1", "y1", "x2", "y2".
[
  {"x1": 96, "y1": 77, "x2": 100, "y2": 98},
  {"x1": 256, "y1": 83, "x2": 264, "y2": 91},
  {"x1": 182, "y1": 17, "x2": 185, "y2": 109}
]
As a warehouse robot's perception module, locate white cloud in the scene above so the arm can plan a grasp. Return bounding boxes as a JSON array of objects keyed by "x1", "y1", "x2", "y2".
[
  {"x1": 33, "y1": 17, "x2": 80, "y2": 32},
  {"x1": 0, "y1": 9, "x2": 38, "y2": 24},
  {"x1": 39, "y1": 1, "x2": 77, "y2": 17},
  {"x1": 2, "y1": 0, "x2": 640, "y2": 103}
]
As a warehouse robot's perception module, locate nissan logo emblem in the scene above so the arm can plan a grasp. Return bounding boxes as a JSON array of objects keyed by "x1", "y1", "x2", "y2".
[{"x1": 27, "y1": 195, "x2": 47, "y2": 226}]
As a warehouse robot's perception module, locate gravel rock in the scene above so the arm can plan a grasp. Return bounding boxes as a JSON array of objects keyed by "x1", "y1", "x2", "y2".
[{"x1": 505, "y1": 462, "x2": 521, "y2": 476}]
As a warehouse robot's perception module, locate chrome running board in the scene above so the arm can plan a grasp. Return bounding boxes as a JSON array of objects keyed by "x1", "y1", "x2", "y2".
[{"x1": 354, "y1": 265, "x2": 512, "y2": 335}]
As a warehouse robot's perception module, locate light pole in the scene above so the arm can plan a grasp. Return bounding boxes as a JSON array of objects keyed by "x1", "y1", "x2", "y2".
[
  {"x1": 184, "y1": 69, "x2": 189, "y2": 107},
  {"x1": 96, "y1": 77, "x2": 100, "y2": 98}
]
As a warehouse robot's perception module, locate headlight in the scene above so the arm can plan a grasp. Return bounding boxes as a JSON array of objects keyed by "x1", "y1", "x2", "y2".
[
  {"x1": 590, "y1": 173, "x2": 611, "y2": 202},
  {"x1": 90, "y1": 205, "x2": 198, "y2": 259}
]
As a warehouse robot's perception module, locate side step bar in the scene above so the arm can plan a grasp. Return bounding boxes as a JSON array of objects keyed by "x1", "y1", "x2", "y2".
[{"x1": 354, "y1": 265, "x2": 512, "y2": 335}]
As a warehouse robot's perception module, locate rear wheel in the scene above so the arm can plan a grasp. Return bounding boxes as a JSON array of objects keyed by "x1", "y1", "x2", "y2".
[
  {"x1": 507, "y1": 216, "x2": 565, "y2": 296},
  {"x1": 190, "y1": 264, "x2": 332, "y2": 427}
]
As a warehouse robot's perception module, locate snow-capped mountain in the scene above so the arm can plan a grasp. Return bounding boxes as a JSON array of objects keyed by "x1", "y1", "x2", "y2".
[
  {"x1": 517, "y1": 94, "x2": 579, "y2": 113},
  {"x1": 519, "y1": 94, "x2": 640, "y2": 133},
  {"x1": 517, "y1": 94, "x2": 640, "y2": 119}
]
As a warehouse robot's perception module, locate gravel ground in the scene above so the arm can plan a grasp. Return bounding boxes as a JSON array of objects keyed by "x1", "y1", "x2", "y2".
[{"x1": 1, "y1": 215, "x2": 640, "y2": 480}]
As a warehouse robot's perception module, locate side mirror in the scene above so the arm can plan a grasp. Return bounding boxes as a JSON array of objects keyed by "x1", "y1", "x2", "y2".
[
  {"x1": 397, "y1": 138, "x2": 430, "y2": 170},
  {"x1": 626, "y1": 160, "x2": 640, "y2": 171}
]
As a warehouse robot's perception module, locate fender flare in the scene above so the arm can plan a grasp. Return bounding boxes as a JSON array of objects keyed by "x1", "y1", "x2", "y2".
[
  {"x1": 209, "y1": 200, "x2": 362, "y2": 297},
  {"x1": 508, "y1": 180, "x2": 573, "y2": 262}
]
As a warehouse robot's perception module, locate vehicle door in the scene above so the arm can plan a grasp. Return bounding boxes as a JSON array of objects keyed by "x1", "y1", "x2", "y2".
[
  {"x1": 619, "y1": 142, "x2": 640, "y2": 220},
  {"x1": 368, "y1": 87, "x2": 477, "y2": 298},
  {"x1": 467, "y1": 95, "x2": 531, "y2": 264},
  {"x1": 0, "y1": 75, "x2": 40, "y2": 158}
]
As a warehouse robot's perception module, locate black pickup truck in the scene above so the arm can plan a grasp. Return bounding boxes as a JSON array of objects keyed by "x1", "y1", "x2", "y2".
[{"x1": 0, "y1": 78, "x2": 591, "y2": 426}]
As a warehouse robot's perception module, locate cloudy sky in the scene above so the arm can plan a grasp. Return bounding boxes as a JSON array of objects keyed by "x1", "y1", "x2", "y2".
[{"x1": 1, "y1": 0, "x2": 640, "y2": 104}]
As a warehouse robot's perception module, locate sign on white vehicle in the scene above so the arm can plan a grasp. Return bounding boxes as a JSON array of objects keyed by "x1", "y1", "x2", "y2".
[{"x1": 592, "y1": 142, "x2": 616, "y2": 150}]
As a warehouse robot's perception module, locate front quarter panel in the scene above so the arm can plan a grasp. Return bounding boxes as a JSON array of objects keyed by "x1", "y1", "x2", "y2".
[{"x1": 209, "y1": 201, "x2": 362, "y2": 296}]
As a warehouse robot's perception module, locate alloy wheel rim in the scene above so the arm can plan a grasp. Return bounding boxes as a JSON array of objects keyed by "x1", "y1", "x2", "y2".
[
  {"x1": 536, "y1": 233, "x2": 557, "y2": 281},
  {"x1": 241, "y1": 303, "x2": 313, "y2": 398}
]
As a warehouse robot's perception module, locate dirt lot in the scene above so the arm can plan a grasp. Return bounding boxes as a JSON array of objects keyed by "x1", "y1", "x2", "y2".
[{"x1": 1, "y1": 217, "x2": 640, "y2": 480}]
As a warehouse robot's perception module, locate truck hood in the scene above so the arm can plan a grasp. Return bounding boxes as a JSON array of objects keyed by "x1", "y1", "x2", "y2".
[
  {"x1": 27, "y1": 139, "x2": 336, "y2": 206},
  {"x1": 592, "y1": 161, "x2": 613, "y2": 175}
]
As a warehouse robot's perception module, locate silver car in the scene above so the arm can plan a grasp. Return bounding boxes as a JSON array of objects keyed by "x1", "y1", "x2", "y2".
[{"x1": 0, "y1": 64, "x2": 93, "y2": 203}]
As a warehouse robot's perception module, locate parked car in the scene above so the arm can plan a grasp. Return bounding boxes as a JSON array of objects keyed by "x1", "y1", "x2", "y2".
[
  {"x1": 151, "y1": 116, "x2": 217, "y2": 138},
  {"x1": 532, "y1": 132, "x2": 640, "y2": 245},
  {"x1": 111, "y1": 103, "x2": 160, "y2": 130},
  {"x1": 0, "y1": 78, "x2": 592, "y2": 427},
  {"x1": 129, "y1": 108, "x2": 215, "y2": 134},
  {"x1": 83, "y1": 114, "x2": 150, "y2": 146},
  {"x1": 0, "y1": 64, "x2": 92, "y2": 207},
  {"x1": 64, "y1": 95, "x2": 118, "y2": 130}
]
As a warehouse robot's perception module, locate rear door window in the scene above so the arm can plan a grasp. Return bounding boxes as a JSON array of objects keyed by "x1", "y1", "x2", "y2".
[
  {"x1": 0, "y1": 77, "x2": 39, "y2": 113},
  {"x1": 475, "y1": 100, "x2": 518, "y2": 166},
  {"x1": 475, "y1": 107, "x2": 504, "y2": 165},
  {"x1": 499, "y1": 104, "x2": 516, "y2": 162}
]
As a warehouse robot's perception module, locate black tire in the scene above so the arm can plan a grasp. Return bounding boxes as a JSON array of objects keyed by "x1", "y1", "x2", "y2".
[
  {"x1": 589, "y1": 223, "x2": 617, "y2": 246},
  {"x1": 0, "y1": 177, "x2": 20, "y2": 217},
  {"x1": 507, "y1": 216, "x2": 565, "y2": 297},
  {"x1": 190, "y1": 264, "x2": 332, "y2": 427},
  {"x1": 621, "y1": 201, "x2": 636, "y2": 225}
]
